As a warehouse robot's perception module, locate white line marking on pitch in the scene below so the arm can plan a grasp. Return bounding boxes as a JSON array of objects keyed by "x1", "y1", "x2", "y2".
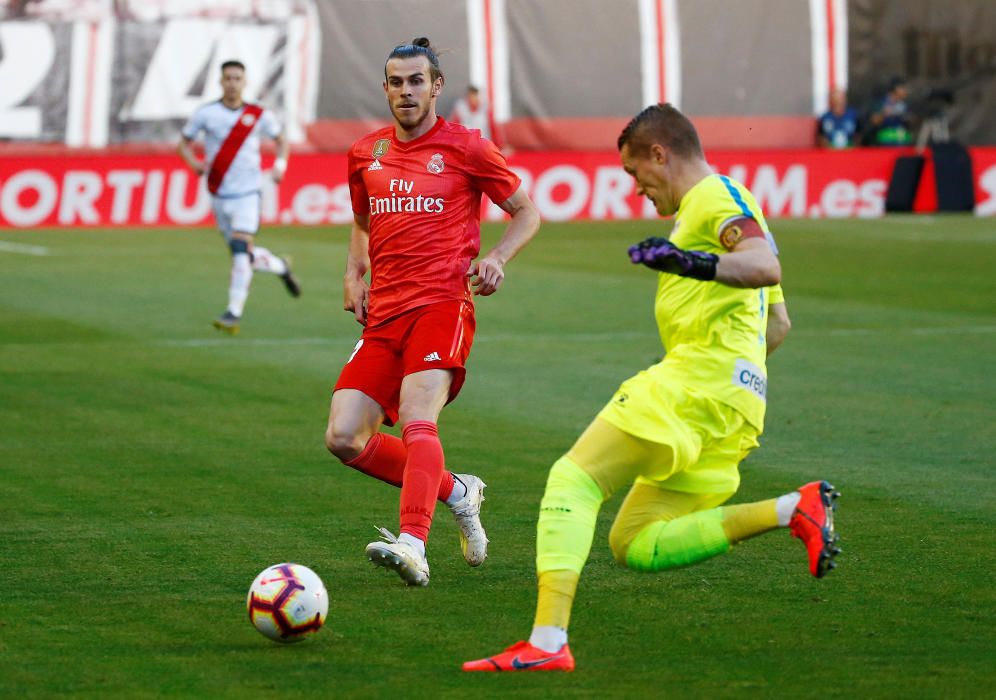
[
  {"x1": 0, "y1": 241, "x2": 50, "y2": 256},
  {"x1": 795, "y1": 325, "x2": 996, "y2": 337},
  {"x1": 155, "y1": 331, "x2": 656, "y2": 348},
  {"x1": 157, "y1": 337, "x2": 345, "y2": 348},
  {"x1": 154, "y1": 326, "x2": 996, "y2": 348}
]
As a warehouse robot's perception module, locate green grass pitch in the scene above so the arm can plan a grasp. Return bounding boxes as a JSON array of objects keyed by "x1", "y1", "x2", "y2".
[{"x1": 1, "y1": 217, "x2": 993, "y2": 698}]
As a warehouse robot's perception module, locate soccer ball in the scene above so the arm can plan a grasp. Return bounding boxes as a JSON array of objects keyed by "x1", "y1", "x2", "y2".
[{"x1": 247, "y1": 563, "x2": 328, "y2": 643}]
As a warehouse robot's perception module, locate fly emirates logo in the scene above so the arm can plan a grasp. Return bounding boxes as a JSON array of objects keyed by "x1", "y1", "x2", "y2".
[{"x1": 369, "y1": 178, "x2": 445, "y2": 216}]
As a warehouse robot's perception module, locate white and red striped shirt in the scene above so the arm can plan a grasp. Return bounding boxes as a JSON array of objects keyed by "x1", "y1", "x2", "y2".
[{"x1": 182, "y1": 100, "x2": 281, "y2": 197}]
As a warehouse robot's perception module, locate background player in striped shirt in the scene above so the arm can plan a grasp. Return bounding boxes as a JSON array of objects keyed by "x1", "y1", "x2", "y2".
[
  {"x1": 464, "y1": 104, "x2": 839, "y2": 672},
  {"x1": 178, "y1": 60, "x2": 300, "y2": 335},
  {"x1": 449, "y1": 85, "x2": 508, "y2": 154},
  {"x1": 324, "y1": 39, "x2": 541, "y2": 587}
]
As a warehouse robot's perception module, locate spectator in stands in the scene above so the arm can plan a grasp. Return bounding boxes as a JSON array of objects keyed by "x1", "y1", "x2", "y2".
[
  {"x1": 869, "y1": 77, "x2": 914, "y2": 146},
  {"x1": 449, "y1": 85, "x2": 509, "y2": 154},
  {"x1": 817, "y1": 88, "x2": 860, "y2": 149}
]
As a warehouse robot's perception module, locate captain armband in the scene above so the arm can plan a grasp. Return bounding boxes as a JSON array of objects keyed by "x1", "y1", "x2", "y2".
[{"x1": 718, "y1": 217, "x2": 766, "y2": 251}]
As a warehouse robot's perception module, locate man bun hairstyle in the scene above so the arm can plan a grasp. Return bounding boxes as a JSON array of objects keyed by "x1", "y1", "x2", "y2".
[
  {"x1": 618, "y1": 103, "x2": 703, "y2": 159},
  {"x1": 386, "y1": 37, "x2": 444, "y2": 84},
  {"x1": 220, "y1": 59, "x2": 245, "y2": 73}
]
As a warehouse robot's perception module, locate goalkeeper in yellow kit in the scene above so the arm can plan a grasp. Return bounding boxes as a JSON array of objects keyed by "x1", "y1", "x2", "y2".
[{"x1": 463, "y1": 104, "x2": 840, "y2": 672}]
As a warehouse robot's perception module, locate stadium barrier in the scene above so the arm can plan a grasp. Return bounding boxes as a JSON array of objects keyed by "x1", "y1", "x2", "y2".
[{"x1": 2, "y1": 147, "x2": 995, "y2": 228}]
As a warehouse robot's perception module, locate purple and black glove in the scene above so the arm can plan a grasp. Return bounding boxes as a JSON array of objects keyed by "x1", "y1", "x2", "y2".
[{"x1": 628, "y1": 237, "x2": 719, "y2": 281}]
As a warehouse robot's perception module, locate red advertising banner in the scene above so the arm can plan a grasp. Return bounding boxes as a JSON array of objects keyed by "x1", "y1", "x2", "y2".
[{"x1": 2, "y1": 147, "x2": 995, "y2": 228}]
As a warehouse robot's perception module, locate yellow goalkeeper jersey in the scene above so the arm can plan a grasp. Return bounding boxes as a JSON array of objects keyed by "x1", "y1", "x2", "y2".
[{"x1": 655, "y1": 174, "x2": 779, "y2": 430}]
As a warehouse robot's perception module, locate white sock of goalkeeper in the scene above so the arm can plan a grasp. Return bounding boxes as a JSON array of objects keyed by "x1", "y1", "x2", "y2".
[
  {"x1": 529, "y1": 626, "x2": 568, "y2": 653},
  {"x1": 251, "y1": 246, "x2": 288, "y2": 275},
  {"x1": 775, "y1": 492, "x2": 802, "y2": 527},
  {"x1": 227, "y1": 252, "x2": 253, "y2": 317}
]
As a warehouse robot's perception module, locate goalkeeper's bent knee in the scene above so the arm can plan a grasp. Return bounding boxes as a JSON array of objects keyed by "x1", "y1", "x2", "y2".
[
  {"x1": 535, "y1": 457, "x2": 606, "y2": 575},
  {"x1": 624, "y1": 509, "x2": 730, "y2": 572}
]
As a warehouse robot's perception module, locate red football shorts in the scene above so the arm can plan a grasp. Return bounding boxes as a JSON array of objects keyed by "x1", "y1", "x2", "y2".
[{"x1": 333, "y1": 300, "x2": 476, "y2": 425}]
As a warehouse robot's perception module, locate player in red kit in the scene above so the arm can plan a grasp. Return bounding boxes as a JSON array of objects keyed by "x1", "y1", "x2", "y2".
[{"x1": 324, "y1": 38, "x2": 541, "y2": 586}]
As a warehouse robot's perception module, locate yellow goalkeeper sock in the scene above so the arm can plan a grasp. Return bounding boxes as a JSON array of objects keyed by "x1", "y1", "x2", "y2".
[
  {"x1": 625, "y1": 499, "x2": 781, "y2": 572},
  {"x1": 720, "y1": 499, "x2": 780, "y2": 543},
  {"x1": 533, "y1": 569, "x2": 580, "y2": 630},
  {"x1": 535, "y1": 456, "x2": 604, "y2": 574},
  {"x1": 626, "y1": 509, "x2": 730, "y2": 571},
  {"x1": 530, "y1": 456, "x2": 604, "y2": 635}
]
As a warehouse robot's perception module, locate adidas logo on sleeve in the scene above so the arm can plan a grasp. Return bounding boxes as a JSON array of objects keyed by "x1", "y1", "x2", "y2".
[{"x1": 423, "y1": 351, "x2": 441, "y2": 362}]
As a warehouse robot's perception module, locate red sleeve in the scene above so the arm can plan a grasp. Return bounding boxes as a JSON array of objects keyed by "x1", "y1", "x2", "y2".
[
  {"x1": 466, "y1": 135, "x2": 520, "y2": 205},
  {"x1": 718, "y1": 216, "x2": 765, "y2": 251},
  {"x1": 347, "y1": 147, "x2": 369, "y2": 216}
]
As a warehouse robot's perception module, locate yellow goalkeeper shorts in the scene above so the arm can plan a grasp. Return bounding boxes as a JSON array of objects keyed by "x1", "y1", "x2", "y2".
[{"x1": 597, "y1": 362, "x2": 760, "y2": 494}]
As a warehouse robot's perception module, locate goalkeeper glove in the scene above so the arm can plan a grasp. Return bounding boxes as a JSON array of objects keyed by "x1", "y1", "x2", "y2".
[{"x1": 628, "y1": 237, "x2": 719, "y2": 281}]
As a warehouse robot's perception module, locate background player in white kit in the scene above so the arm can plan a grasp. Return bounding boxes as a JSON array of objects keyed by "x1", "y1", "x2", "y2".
[
  {"x1": 178, "y1": 60, "x2": 301, "y2": 334},
  {"x1": 449, "y1": 85, "x2": 508, "y2": 154}
]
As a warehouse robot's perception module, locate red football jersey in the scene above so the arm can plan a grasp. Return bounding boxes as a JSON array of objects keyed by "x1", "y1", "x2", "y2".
[{"x1": 347, "y1": 118, "x2": 521, "y2": 327}]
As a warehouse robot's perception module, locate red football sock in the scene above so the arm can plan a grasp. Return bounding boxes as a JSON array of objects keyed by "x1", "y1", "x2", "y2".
[
  {"x1": 399, "y1": 421, "x2": 446, "y2": 542},
  {"x1": 344, "y1": 432, "x2": 405, "y2": 487},
  {"x1": 344, "y1": 432, "x2": 455, "y2": 500}
]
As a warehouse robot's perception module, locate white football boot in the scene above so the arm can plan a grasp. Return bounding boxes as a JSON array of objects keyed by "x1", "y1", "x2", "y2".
[
  {"x1": 448, "y1": 474, "x2": 489, "y2": 567},
  {"x1": 365, "y1": 527, "x2": 430, "y2": 587}
]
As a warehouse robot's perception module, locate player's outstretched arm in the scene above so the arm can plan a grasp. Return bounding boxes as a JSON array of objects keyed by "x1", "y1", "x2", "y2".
[
  {"x1": 177, "y1": 136, "x2": 205, "y2": 175},
  {"x1": 715, "y1": 237, "x2": 781, "y2": 288},
  {"x1": 469, "y1": 186, "x2": 540, "y2": 296},
  {"x1": 343, "y1": 214, "x2": 371, "y2": 325},
  {"x1": 628, "y1": 236, "x2": 780, "y2": 289}
]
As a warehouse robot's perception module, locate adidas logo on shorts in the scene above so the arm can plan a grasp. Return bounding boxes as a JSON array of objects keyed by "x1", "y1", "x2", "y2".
[{"x1": 423, "y1": 351, "x2": 441, "y2": 362}]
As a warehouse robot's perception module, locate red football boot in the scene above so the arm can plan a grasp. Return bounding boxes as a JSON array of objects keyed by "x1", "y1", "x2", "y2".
[
  {"x1": 462, "y1": 641, "x2": 575, "y2": 672},
  {"x1": 790, "y1": 480, "x2": 841, "y2": 578}
]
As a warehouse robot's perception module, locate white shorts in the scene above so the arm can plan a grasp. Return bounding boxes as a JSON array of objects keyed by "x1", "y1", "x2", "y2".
[{"x1": 212, "y1": 192, "x2": 260, "y2": 240}]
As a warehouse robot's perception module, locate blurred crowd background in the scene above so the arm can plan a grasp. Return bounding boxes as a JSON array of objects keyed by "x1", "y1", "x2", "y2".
[{"x1": 2, "y1": 0, "x2": 994, "y2": 151}]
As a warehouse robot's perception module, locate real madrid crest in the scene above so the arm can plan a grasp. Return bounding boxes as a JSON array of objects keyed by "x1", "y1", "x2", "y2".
[
  {"x1": 427, "y1": 153, "x2": 444, "y2": 175},
  {"x1": 373, "y1": 139, "x2": 390, "y2": 158}
]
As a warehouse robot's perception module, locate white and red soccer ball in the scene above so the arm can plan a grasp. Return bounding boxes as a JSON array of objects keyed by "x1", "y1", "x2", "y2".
[{"x1": 247, "y1": 563, "x2": 328, "y2": 643}]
